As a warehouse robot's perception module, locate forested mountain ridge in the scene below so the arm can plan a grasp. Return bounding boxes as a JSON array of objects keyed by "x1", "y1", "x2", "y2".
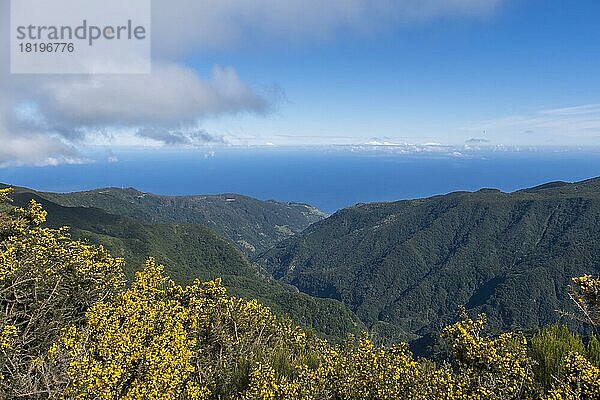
[
  {"x1": 1, "y1": 184, "x2": 326, "y2": 256},
  {"x1": 257, "y1": 177, "x2": 600, "y2": 341},
  {"x1": 3, "y1": 189, "x2": 363, "y2": 341},
  {"x1": 6, "y1": 178, "x2": 600, "y2": 344},
  {"x1": 2, "y1": 186, "x2": 599, "y2": 399}
]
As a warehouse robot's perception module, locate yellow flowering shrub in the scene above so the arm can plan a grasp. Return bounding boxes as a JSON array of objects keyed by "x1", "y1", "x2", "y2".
[
  {"x1": 0, "y1": 325, "x2": 17, "y2": 350},
  {"x1": 441, "y1": 313, "x2": 535, "y2": 399},
  {"x1": 319, "y1": 337, "x2": 453, "y2": 399},
  {"x1": 570, "y1": 275, "x2": 600, "y2": 327},
  {"x1": 60, "y1": 260, "x2": 330, "y2": 399},
  {"x1": 0, "y1": 189, "x2": 125, "y2": 398},
  {"x1": 547, "y1": 352, "x2": 600, "y2": 399},
  {"x1": 544, "y1": 275, "x2": 600, "y2": 399},
  {"x1": 244, "y1": 339, "x2": 430, "y2": 400},
  {"x1": 62, "y1": 260, "x2": 199, "y2": 400},
  {"x1": 0, "y1": 188, "x2": 10, "y2": 201},
  {"x1": 60, "y1": 260, "x2": 455, "y2": 400}
]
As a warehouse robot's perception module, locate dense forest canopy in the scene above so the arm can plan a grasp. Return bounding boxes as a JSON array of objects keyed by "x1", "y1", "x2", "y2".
[{"x1": 258, "y1": 179, "x2": 600, "y2": 341}]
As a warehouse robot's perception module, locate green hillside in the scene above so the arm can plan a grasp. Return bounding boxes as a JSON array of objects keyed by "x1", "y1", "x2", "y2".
[
  {"x1": 257, "y1": 178, "x2": 600, "y2": 341},
  {"x1": 3, "y1": 187, "x2": 599, "y2": 399},
  {"x1": 30, "y1": 186, "x2": 326, "y2": 255},
  {"x1": 7, "y1": 190, "x2": 363, "y2": 341}
]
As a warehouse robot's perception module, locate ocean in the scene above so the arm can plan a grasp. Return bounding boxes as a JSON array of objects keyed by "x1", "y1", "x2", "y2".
[{"x1": 2, "y1": 147, "x2": 600, "y2": 213}]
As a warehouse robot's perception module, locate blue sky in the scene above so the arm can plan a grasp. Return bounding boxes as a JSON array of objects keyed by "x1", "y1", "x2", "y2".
[
  {"x1": 2, "y1": 0, "x2": 600, "y2": 166},
  {"x1": 194, "y1": 0, "x2": 600, "y2": 146}
]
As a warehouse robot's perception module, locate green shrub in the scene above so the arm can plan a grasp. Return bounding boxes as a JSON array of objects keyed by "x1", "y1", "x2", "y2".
[
  {"x1": 588, "y1": 335, "x2": 600, "y2": 368},
  {"x1": 531, "y1": 324, "x2": 586, "y2": 388}
]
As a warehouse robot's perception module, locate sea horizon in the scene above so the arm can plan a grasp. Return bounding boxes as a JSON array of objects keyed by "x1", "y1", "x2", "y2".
[{"x1": 2, "y1": 146, "x2": 600, "y2": 213}]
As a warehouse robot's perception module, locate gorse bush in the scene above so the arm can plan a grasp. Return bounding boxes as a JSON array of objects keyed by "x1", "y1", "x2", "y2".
[
  {"x1": 570, "y1": 275, "x2": 600, "y2": 328},
  {"x1": 1, "y1": 188, "x2": 600, "y2": 399},
  {"x1": 546, "y1": 352, "x2": 600, "y2": 399},
  {"x1": 441, "y1": 312, "x2": 535, "y2": 399},
  {"x1": 58, "y1": 260, "x2": 327, "y2": 400},
  {"x1": 0, "y1": 188, "x2": 125, "y2": 398}
]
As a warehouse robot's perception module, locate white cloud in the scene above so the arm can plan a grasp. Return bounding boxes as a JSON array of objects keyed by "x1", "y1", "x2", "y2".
[
  {"x1": 365, "y1": 140, "x2": 400, "y2": 146},
  {"x1": 1, "y1": 62, "x2": 268, "y2": 160},
  {"x1": 540, "y1": 104, "x2": 600, "y2": 117},
  {"x1": 33, "y1": 64, "x2": 267, "y2": 130},
  {"x1": 465, "y1": 104, "x2": 600, "y2": 144},
  {"x1": 0, "y1": 0, "x2": 503, "y2": 166},
  {"x1": 0, "y1": 129, "x2": 84, "y2": 167},
  {"x1": 0, "y1": 0, "x2": 272, "y2": 165},
  {"x1": 0, "y1": 94, "x2": 82, "y2": 166}
]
